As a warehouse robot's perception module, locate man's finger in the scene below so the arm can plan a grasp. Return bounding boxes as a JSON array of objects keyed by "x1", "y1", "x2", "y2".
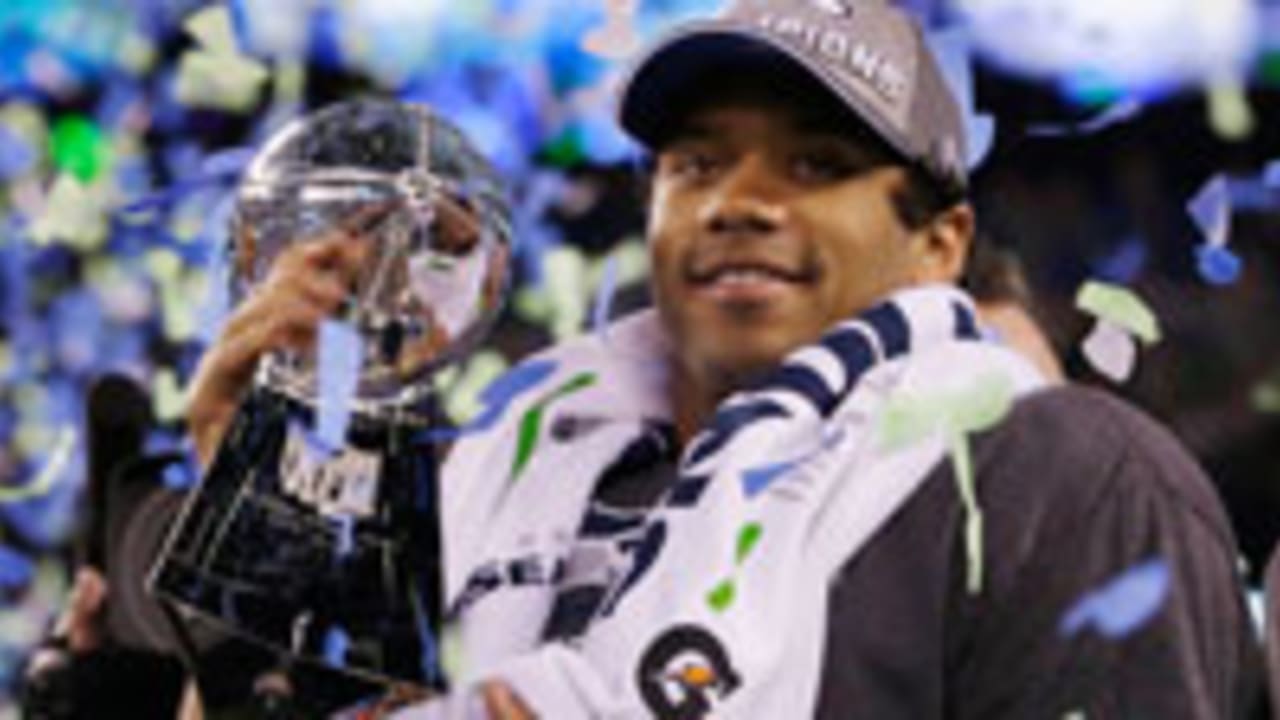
[
  {"x1": 56, "y1": 568, "x2": 108, "y2": 653},
  {"x1": 339, "y1": 198, "x2": 402, "y2": 236},
  {"x1": 481, "y1": 681, "x2": 536, "y2": 720}
]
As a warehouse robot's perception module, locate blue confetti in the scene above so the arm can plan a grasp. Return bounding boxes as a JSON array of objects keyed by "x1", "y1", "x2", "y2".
[
  {"x1": 1195, "y1": 244, "x2": 1242, "y2": 286},
  {"x1": 198, "y1": 146, "x2": 256, "y2": 178},
  {"x1": 315, "y1": 320, "x2": 362, "y2": 453},
  {"x1": 1059, "y1": 558, "x2": 1171, "y2": 640},
  {"x1": 1027, "y1": 98, "x2": 1144, "y2": 137},
  {"x1": 1187, "y1": 175, "x2": 1231, "y2": 248},
  {"x1": 162, "y1": 461, "x2": 194, "y2": 490},
  {"x1": 578, "y1": 115, "x2": 641, "y2": 165},
  {"x1": 1265, "y1": 160, "x2": 1280, "y2": 189},
  {"x1": 1093, "y1": 235, "x2": 1148, "y2": 284},
  {"x1": 410, "y1": 585, "x2": 441, "y2": 684},
  {"x1": 592, "y1": 254, "x2": 619, "y2": 342},
  {"x1": 119, "y1": 147, "x2": 253, "y2": 216},
  {"x1": 0, "y1": 125, "x2": 36, "y2": 181},
  {"x1": 322, "y1": 626, "x2": 350, "y2": 668},
  {"x1": 334, "y1": 514, "x2": 354, "y2": 558},
  {"x1": 0, "y1": 544, "x2": 35, "y2": 590}
]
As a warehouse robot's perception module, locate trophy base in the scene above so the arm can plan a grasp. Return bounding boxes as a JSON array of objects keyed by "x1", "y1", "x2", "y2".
[{"x1": 150, "y1": 388, "x2": 446, "y2": 691}]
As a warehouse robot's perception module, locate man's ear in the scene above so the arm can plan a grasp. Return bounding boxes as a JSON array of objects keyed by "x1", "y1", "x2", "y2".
[{"x1": 911, "y1": 202, "x2": 974, "y2": 284}]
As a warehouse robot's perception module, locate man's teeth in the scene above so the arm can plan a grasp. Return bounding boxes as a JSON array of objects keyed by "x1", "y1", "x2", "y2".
[{"x1": 714, "y1": 268, "x2": 780, "y2": 283}]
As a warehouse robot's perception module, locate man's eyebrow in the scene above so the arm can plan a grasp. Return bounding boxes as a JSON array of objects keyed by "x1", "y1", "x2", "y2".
[
  {"x1": 792, "y1": 114, "x2": 897, "y2": 158},
  {"x1": 663, "y1": 117, "x2": 721, "y2": 146},
  {"x1": 792, "y1": 114, "x2": 871, "y2": 142}
]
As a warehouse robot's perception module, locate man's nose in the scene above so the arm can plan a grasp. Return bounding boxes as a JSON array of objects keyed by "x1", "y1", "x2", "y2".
[{"x1": 698, "y1": 155, "x2": 788, "y2": 236}]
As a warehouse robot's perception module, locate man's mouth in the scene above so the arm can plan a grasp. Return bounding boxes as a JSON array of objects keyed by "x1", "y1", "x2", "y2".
[{"x1": 688, "y1": 261, "x2": 811, "y2": 302}]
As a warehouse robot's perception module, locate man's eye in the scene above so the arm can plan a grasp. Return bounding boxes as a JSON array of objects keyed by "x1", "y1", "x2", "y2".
[
  {"x1": 791, "y1": 152, "x2": 858, "y2": 182},
  {"x1": 665, "y1": 150, "x2": 720, "y2": 180}
]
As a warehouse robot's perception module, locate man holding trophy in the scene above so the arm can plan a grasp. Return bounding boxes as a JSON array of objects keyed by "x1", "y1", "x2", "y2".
[
  {"x1": 180, "y1": 1, "x2": 1260, "y2": 718},
  {"x1": 156, "y1": 98, "x2": 512, "y2": 712}
]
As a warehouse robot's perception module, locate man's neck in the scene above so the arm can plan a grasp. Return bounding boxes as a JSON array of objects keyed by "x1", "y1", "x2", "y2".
[{"x1": 669, "y1": 362, "x2": 753, "y2": 449}]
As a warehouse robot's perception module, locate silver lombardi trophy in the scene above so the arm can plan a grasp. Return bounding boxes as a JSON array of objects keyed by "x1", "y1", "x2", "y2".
[{"x1": 150, "y1": 99, "x2": 512, "y2": 690}]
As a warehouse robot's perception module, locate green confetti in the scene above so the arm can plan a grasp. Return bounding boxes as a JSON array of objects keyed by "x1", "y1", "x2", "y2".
[
  {"x1": 1207, "y1": 80, "x2": 1255, "y2": 141},
  {"x1": 1252, "y1": 374, "x2": 1280, "y2": 414},
  {"x1": 183, "y1": 5, "x2": 241, "y2": 53},
  {"x1": 438, "y1": 350, "x2": 509, "y2": 426},
  {"x1": 540, "y1": 126, "x2": 587, "y2": 168},
  {"x1": 949, "y1": 434, "x2": 985, "y2": 596},
  {"x1": 707, "y1": 580, "x2": 735, "y2": 613},
  {"x1": 174, "y1": 7, "x2": 269, "y2": 113},
  {"x1": 949, "y1": 371, "x2": 1016, "y2": 435},
  {"x1": 49, "y1": 115, "x2": 106, "y2": 183},
  {"x1": 1075, "y1": 281, "x2": 1161, "y2": 345},
  {"x1": 735, "y1": 523, "x2": 763, "y2": 564},
  {"x1": 1260, "y1": 50, "x2": 1280, "y2": 86},
  {"x1": 1066, "y1": 71, "x2": 1126, "y2": 108},
  {"x1": 1, "y1": 427, "x2": 76, "y2": 503},
  {"x1": 879, "y1": 392, "x2": 940, "y2": 450},
  {"x1": 510, "y1": 372, "x2": 597, "y2": 482},
  {"x1": 27, "y1": 173, "x2": 111, "y2": 251},
  {"x1": 545, "y1": 246, "x2": 589, "y2": 340},
  {"x1": 878, "y1": 372, "x2": 1012, "y2": 596},
  {"x1": 152, "y1": 368, "x2": 188, "y2": 422},
  {"x1": 879, "y1": 371, "x2": 1016, "y2": 451}
]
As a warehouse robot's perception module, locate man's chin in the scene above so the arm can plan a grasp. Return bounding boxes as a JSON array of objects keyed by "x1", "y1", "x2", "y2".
[{"x1": 694, "y1": 339, "x2": 797, "y2": 390}]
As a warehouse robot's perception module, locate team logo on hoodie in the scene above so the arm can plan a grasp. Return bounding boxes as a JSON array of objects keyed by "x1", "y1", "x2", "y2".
[{"x1": 637, "y1": 624, "x2": 742, "y2": 719}]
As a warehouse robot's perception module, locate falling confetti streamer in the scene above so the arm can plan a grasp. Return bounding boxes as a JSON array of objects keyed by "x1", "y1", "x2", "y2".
[
  {"x1": 948, "y1": 433, "x2": 984, "y2": 594},
  {"x1": 1026, "y1": 98, "x2": 1144, "y2": 137},
  {"x1": 1075, "y1": 280, "x2": 1160, "y2": 383},
  {"x1": 591, "y1": 253, "x2": 620, "y2": 343},
  {"x1": 315, "y1": 320, "x2": 363, "y2": 453},
  {"x1": 1187, "y1": 174, "x2": 1241, "y2": 286},
  {"x1": 0, "y1": 427, "x2": 77, "y2": 504},
  {"x1": 1075, "y1": 281, "x2": 1161, "y2": 345},
  {"x1": 878, "y1": 372, "x2": 1015, "y2": 594},
  {"x1": 879, "y1": 371, "x2": 1016, "y2": 452},
  {"x1": 1059, "y1": 558, "x2": 1171, "y2": 639},
  {"x1": 1081, "y1": 319, "x2": 1138, "y2": 384}
]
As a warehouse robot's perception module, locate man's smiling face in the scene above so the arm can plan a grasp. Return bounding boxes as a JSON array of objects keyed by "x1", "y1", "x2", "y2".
[{"x1": 647, "y1": 72, "x2": 954, "y2": 390}]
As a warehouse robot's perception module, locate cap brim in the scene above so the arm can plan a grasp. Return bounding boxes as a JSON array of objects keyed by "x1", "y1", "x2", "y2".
[{"x1": 617, "y1": 20, "x2": 911, "y2": 164}]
